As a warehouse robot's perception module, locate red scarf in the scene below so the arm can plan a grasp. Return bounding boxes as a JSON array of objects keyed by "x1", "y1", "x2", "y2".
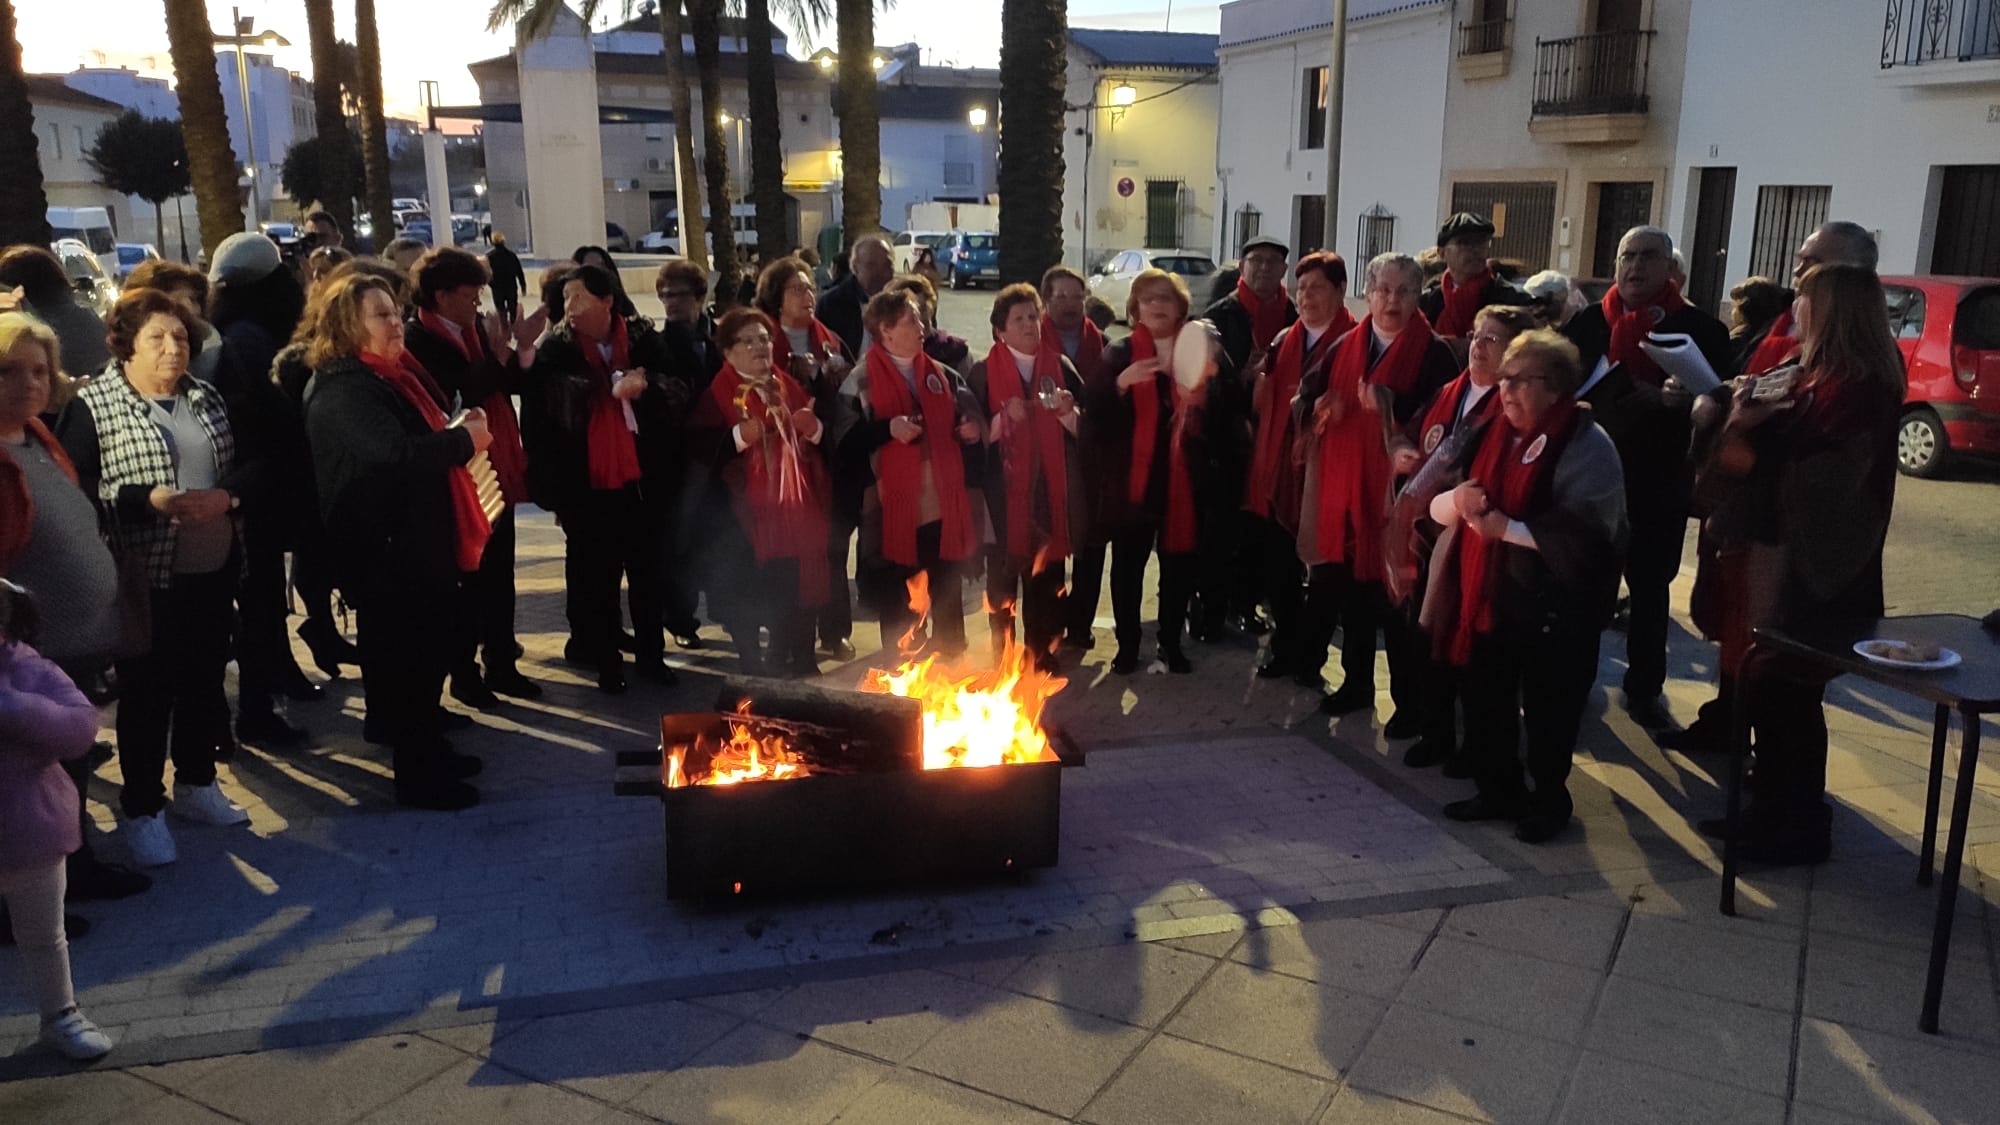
[
  {"x1": 1309, "y1": 315, "x2": 1430, "y2": 578},
  {"x1": 360, "y1": 349, "x2": 492, "y2": 574},
  {"x1": 1414, "y1": 371, "x2": 1500, "y2": 458},
  {"x1": 1743, "y1": 308, "x2": 1797, "y2": 375},
  {"x1": 1243, "y1": 316, "x2": 1344, "y2": 518},
  {"x1": 1125, "y1": 327, "x2": 1200, "y2": 553},
  {"x1": 1235, "y1": 278, "x2": 1290, "y2": 354},
  {"x1": 700, "y1": 362, "x2": 830, "y2": 604},
  {"x1": 576, "y1": 318, "x2": 643, "y2": 490},
  {"x1": 415, "y1": 309, "x2": 529, "y2": 504},
  {"x1": 1602, "y1": 280, "x2": 1687, "y2": 387},
  {"x1": 1446, "y1": 395, "x2": 1581, "y2": 665},
  {"x1": 866, "y1": 346, "x2": 976, "y2": 567},
  {"x1": 1041, "y1": 314, "x2": 1105, "y2": 388},
  {"x1": 771, "y1": 316, "x2": 845, "y2": 381},
  {"x1": 1435, "y1": 269, "x2": 1491, "y2": 337},
  {"x1": 984, "y1": 342, "x2": 1072, "y2": 563}
]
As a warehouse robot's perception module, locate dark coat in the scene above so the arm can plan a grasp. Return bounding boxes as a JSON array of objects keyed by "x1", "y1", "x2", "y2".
[
  {"x1": 485, "y1": 245, "x2": 527, "y2": 299},
  {"x1": 1562, "y1": 300, "x2": 1733, "y2": 524},
  {"x1": 1417, "y1": 273, "x2": 1532, "y2": 328},
  {"x1": 523, "y1": 316, "x2": 690, "y2": 512},
  {"x1": 404, "y1": 313, "x2": 516, "y2": 409},
  {"x1": 210, "y1": 319, "x2": 308, "y2": 542},
  {"x1": 301, "y1": 355, "x2": 476, "y2": 601},
  {"x1": 1204, "y1": 290, "x2": 1298, "y2": 374},
  {"x1": 1295, "y1": 326, "x2": 1461, "y2": 428},
  {"x1": 964, "y1": 353, "x2": 1090, "y2": 556},
  {"x1": 1089, "y1": 337, "x2": 1234, "y2": 536},
  {"x1": 814, "y1": 273, "x2": 870, "y2": 358}
]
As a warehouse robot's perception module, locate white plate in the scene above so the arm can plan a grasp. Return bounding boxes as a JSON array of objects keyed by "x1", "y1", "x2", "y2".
[
  {"x1": 1852, "y1": 640, "x2": 1961, "y2": 671},
  {"x1": 1171, "y1": 322, "x2": 1212, "y2": 392}
]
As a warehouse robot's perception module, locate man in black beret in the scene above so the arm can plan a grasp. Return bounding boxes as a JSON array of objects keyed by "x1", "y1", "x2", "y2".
[{"x1": 1420, "y1": 212, "x2": 1529, "y2": 343}]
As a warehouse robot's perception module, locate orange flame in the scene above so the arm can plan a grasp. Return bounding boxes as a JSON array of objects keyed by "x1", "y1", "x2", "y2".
[
  {"x1": 667, "y1": 699, "x2": 807, "y2": 787},
  {"x1": 899, "y1": 572, "x2": 931, "y2": 657},
  {"x1": 861, "y1": 635, "x2": 1066, "y2": 770}
]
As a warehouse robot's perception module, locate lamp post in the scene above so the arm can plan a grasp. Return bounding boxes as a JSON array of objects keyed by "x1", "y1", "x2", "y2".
[{"x1": 212, "y1": 7, "x2": 290, "y2": 229}]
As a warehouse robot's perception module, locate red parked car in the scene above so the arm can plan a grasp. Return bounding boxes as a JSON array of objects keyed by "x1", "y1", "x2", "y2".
[{"x1": 1881, "y1": 275, "x2": 2000, "y2": 477}]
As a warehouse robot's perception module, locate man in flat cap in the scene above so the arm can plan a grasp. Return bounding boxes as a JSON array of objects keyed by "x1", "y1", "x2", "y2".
[
  {"x1": 1420, "y1": 213, "x2": 1530, "y2": 343},
  {"x1": 1195, "y1": 234, "x2": 1300, "y2": 640}
]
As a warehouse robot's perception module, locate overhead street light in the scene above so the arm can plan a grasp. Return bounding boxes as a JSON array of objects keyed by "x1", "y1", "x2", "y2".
[{"x1": 212, "y1": 6, "x2": 290, "y2": 229}]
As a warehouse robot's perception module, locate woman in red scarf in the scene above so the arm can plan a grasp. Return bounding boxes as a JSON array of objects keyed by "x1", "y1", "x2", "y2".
[
  {"x1": 687, "y1": 307, "x2": 833, "y2": 677},
  {"x1": 1247, "y1": 252, "x2": 1351, "y2": 686},
  {"x1": 841, "y1": 291, "x2": 986, "y2": 657},
  {"x1": 300, "y1": 274, "x2": 492, "y2": 810},
  {"x1": 1091, "y1": 270, "x2": 1223, "y2": 675},
  {"x1": 1423, "y1": 331, "x2": 1626, "y2": 844},
  {"x1": 968, "y1": 284, "x2": 1084, "y2": 669},
  {"x1": 1296, "y1": 253, "x2": 1457, "y2": 716},
  {"x1": 404, "y1": 247, "x2": 539, "y2": 706},
  {"x1": 527, "y1": 264, "x2": 685, "y2": 695},
  {"x1": 755, "y1": 256, "x2": 858, "y2": 661}
]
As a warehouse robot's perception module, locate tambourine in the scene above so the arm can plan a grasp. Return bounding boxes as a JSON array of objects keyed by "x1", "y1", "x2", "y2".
[{"x1": 1171, "y1": 322, "x2": 1215, "y2": 392}]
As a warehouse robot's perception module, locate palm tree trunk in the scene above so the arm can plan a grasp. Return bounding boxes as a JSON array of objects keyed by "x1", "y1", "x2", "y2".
[
  {"x1": 998, "y1": 0, "x2": 1067, "y2": 284},
  {"x1": 0, "y1": 0, "x2": 50, "y2": 246},
  {"x1": 353, "y1": 0, "x2": 395, "y2": 247},
  {"x1": 163, "y1": 0, "x2": 244, "y2": 259},
  {"x1": 654, "y1": 0, "x2": 708, "y2": 268},
  {"x1": 303, "y1": 0, "x2": 353, "y2": 232},
  {"x1": 689, "y1": 0, "x2": 740, "y2": 308},
  {"x1": 743, "y1": 0, "x2": 786, "y2": 262},
  {"x1": 835, "y1": 0, "x2": 879, "y2": 250}
]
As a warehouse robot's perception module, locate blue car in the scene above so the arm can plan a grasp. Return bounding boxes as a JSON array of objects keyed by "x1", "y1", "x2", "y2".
[{"x1": 941, "y1": 231, "x2": 999, "y2": 290}]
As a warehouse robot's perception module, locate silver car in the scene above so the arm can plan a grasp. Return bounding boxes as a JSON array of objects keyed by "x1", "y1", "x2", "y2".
[{"x1": 1088, "y1": 249, "x2": 1219, "y2": 323}]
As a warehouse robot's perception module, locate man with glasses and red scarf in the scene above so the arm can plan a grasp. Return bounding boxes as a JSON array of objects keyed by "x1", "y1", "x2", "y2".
[{"x1": 1560, "y1": 226, "x2": 1731, "y2": 733}]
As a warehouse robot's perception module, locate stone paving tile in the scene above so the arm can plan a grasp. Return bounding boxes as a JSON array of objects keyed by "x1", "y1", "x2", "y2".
[
  {"x1": 1612, "y1": 912, "x2": 1802, "y2": 1011},
  {"x1": 904, "y1": 992, "x2": 1149, "y2": 1118},
  {"x1": 354, "y1": 1056, "x2": 633, "y2": 1125},
  {"x1": 1585, "y1": 976, "x2": 1796, "y2": 1097},
  {"x1": 145, "y1": 1031, "x2": 465, "y2": 1125},
  {"x1": 1554, "y1": 1051, "x2": 1788, "y2": 1125},
  {"x1": 0, "y1": 1069, "x2": 171, "y2": 1125},
  {"x1": 1344, "y1": 1004, "x2": 1572, "y2": 1124},
  {"x1": 1080, "y1": 1034, "x2": 1332, "y2": 1125},
  {"x1": 752, "y1": 968, "x2": 998, "y2": 1063},
  {"x1": 1227, "y1": 915, "x2": 1429, "y2": 999},
  {"x1": 473, "y1": 999, "x2": 743, "y2": 1103},
  {"x1": 1163, "y1": 961, "x2": 1384, "y2": 1081},
  {"x1": 995, "y1": 942, "x2": 1216, "y2": 1028},
  {"x1": 827, "y1": 1068, "x2": 1062, "y2": 1124},
  {"x1": 1436, "y1": 894, "x2": 1629, "y2": 970},
  {"x1": 1397, "y1": 936, "x2": 1605, "y2": 1044},
  {"x1": 1802, "y1": 932, "x2": 2000, "y2": 1050},
  {"x1": 1315, "y1": 1085, "x2": 1487, "y2": 1124},
  {"x1": 1792, "y1": 1016, "x2": 2000, "y2": 1124},
  {"x1": 622, "y1": 1022, "x2": 893, "y2": 1125}
]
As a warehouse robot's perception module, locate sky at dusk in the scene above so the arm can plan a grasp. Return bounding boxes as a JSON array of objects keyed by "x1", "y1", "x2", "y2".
[{"x1": 18, "y1": 0, "x2": 1222, "y2": 118}]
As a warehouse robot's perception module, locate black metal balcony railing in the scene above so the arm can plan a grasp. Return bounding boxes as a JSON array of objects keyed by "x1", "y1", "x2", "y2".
[
  {"x1": 1881, "y1": 0, "x2": 2000, "y2": 67},
  {"x1": 1532, "y1": 29, "x2": 1655, "y2": 117},
  {"x1": 1458, "y1": 17, "x2": 1508, "y2": 57}
]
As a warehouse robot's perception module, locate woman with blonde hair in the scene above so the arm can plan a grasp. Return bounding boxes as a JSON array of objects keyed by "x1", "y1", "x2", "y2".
[
  {"x1": 1694, "y1": 263, "x2": 1904, "y2": 864},
  {"x1": 301, "y1": 273, "x2": 492, "y2": 810}
]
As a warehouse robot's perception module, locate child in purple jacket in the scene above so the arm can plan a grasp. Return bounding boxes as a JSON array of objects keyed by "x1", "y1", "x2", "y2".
[{"x1": 0, "y1": 580, "x2": 112, "y2": 1060}]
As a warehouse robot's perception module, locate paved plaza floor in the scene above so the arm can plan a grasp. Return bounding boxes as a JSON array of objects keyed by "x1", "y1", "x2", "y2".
[{"x1": 3, "y1": 510, "x2": 1998, "y2": 1124}]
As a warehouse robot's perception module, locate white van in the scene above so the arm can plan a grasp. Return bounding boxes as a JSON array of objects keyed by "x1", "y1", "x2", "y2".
[
  {"x1": 47, "y1": 207, "x2": 119, "y2": 278},
  {"x1": 663, "y1": 205, "x2": 759, "y2": 251}
]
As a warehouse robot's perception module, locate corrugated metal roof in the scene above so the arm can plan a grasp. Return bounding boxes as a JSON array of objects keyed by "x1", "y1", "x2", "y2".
[{"x1": 1069, "y1": 27, "x2": 1220, "y2": 69}]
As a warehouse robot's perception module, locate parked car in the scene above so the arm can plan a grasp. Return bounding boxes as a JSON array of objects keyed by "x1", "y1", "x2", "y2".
[
  {"x1": 940, "y1": 231, "x2": 999, "y2": 290},
  {"x1": 638, "y1": 230, "x2": 679, "y2": 253},
  {"x1": 451, "y1": 215, "x2": 481, "y2": 247},
  {"x1": 260, "y1": 221, "x2": 299, "y2": 247},
  {"x1": 47, "y1": 206, "x2": 118, "y2": 278},
  {"x1": 1881, "y1": 274, "x2": 2000, "y2": 477},
  {"x1": 892, "y1": 230, "x2": 950, "y2": 273},
  {"x1": 51, "y1": 238, "x2": 117, "y2": 319},
  {"x1": 1089, "y1": 249, "x2": 1220, "y2": 321},
  {"x1": 605, "y1": 222, "x2": 632, "y2": 253},
  {"x1": 114, "y1": 242, "x2": 161, "y2": 281},
  {"x1": 403, "y1": 220, "x2": 434, "y2": 246}
]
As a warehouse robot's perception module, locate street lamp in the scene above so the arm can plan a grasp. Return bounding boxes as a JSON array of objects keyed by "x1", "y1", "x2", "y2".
[
  {"x1": 212, "y1": 6, "x2": 290, "y2": 229},
  {"x1": 967, "y1": 105, "x2": 988, "y2": 131}
]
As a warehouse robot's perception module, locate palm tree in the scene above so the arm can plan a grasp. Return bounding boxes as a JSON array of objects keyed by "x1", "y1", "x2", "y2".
[
  {"x1": 353, "y1": 0, "x2": 395, "y2": 248},
  {"x1": 0, "y1": 0, "x2": 51, "y2": 246},
  {"x1": 834, "y1": 0, "x2": 879, "y2": 251},
  {"x1": 742, "y1": 0, "x2": 829, "y2": 261},
  {"x1": 162, "y1": 0, "x2": 244, "y2": 259},
  {"x1": 688, "y1": 0, "x2": 741, "y2": 306},
  {"x1": 303, "y1": 0, "x2": 354, "y2": 232},
  {"x1": 997, "y1": 0, "x2": 1066, "y2": 284}
]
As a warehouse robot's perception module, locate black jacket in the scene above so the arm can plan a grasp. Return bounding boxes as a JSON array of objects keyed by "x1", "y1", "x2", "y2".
[
  {"x1": 404, "y1": 313, "x2": 516, "y2": 410},
  {"x1": 1204, "y1": 290, "x2": 1298, "y2": 374},
  {"x1": 1562, "y1": 300, "x2": 1733, "y2": 523},
  {"x1": 523, "y1": 316, "x2": 690, "y2": 512},
  {"x1": 814, "y1": 274, "x2": 870, "y2": 358},
  {"x1": 1090, "y1": 338, "x2": 1235, "y2": 534},
  {"x1": 485, "y1": 245, "x2": 528, "y2": 299},
  {"x1": 1418, "y1": 273, "x2": 1532, "y2": 329},
  {"x1": 301, "y1": 354, "x2": 476, "y2": 601}
]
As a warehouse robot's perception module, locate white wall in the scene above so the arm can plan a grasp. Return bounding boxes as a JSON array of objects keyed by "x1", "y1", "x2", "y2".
[
  {"x1": 879, "y1": 118, "x2": 996, "y2": 231},
  {"x1": 1676, "y1": 0, "x2": 2000, "y2": 277},
  {"x1": 515, "y1": 12, "x2": 609, "y2": 258},
  {"x1": 1061, "y1": 55, "x2": 1220, "y2": 272},
  {"x1": 1215, "y1": 0, "x2": 1449, "y2": 263}
]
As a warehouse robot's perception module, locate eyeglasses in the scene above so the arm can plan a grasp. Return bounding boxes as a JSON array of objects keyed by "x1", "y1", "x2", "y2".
[
  {"x1": 1498, "y1": 374, "x2": 1552, "y2": 389},
  {"x1": 1469, "y1": 332, "x2": 1511, "y2": 347},
  {"x1": 1616, "y1": 249, "x2": 1667, "y2": 265},
  {"x1": 1368, "y1": 286, "x2": 1417, "y2": 300}
]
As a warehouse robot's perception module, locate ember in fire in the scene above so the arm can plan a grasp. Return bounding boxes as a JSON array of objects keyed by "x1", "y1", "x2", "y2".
[{"x1": 665, "y1": 701, "x2": 807, "y2": 787}]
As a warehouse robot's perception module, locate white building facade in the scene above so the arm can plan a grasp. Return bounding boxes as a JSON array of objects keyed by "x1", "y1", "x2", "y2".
[
  {"x1": 1214, "y1": 0, "x2": 1450, "y2": 265},
  {"x1": 1061, "y1": 28, "x2": 1222, "y2": 273}
]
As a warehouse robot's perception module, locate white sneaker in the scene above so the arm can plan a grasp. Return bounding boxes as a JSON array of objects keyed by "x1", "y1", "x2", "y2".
[
  {"x1": 40, "y1": 1008, "x2": 112, "y2": 1061},
  {"x1": 124, "y1": 811, "x2": 177, "y2": 866},
  {"x1": 172, "y1": 782, "x2": 249, "y2": 827}
]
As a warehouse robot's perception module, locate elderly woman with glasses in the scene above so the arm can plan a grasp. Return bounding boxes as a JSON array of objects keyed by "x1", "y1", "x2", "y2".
[
  {"x1": 1423, "y1": 331, "x2": 1627, "y2": 844},
  {"x1": 1294, "y1": 252, "x2": 1456, "y2": 720}
]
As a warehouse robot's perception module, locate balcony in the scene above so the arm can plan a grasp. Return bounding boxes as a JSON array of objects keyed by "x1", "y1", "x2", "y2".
[
  {"x1": 1457, "y1": 18, "x2": 1511, "y2": 80},
  {"x1": 1880, "y1": 0, "x2": 2000, "y2": 85},
  {"x1": 1529, "y1": 29, "x2": 1654, "y2": 144}
]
